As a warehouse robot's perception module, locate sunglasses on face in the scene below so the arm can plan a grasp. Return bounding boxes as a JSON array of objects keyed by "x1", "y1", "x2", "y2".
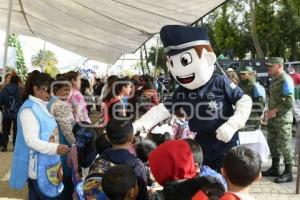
[{"x1": 39, "y1": 87, "x2": 51, "y2": 93}]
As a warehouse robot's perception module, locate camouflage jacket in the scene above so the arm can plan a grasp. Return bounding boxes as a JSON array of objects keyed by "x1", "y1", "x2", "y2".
[
  {"x1": 268, "y1": 72, "x2": 294, "y2": 123},
  {"x1": 239, "y1": 80, "x2": 266, "y2": 129}
]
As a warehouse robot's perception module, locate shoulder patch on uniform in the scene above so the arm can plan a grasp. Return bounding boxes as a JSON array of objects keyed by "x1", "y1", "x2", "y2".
[
  {"x1": 230, "y1": 82, "x2": 237, "y2": 89},
  {"x1": 254, "y1": 83, "x2": 266, "y2": 99},
  {"x1": 283, "y1": 77, "x2": 294, "y2": 96}
]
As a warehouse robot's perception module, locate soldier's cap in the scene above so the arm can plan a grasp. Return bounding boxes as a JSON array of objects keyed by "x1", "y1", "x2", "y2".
[
  {"x1": 160, "y1": 25, "x2": 211, "y2": 56},
  {"x1": 239, "y1": 66, "x2": 253, "y2": 73},
  {"x1": 265, "y1": 57, "x2": 284, "y2": 66}
]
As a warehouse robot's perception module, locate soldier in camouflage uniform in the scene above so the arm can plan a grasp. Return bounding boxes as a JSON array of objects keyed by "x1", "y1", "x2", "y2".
[
  {"x1": 262, "y1": 57, "x2": 295, "y2": 183},
  {"x1": 239, "y1": 66, "x2": 266, "y2": 130}
]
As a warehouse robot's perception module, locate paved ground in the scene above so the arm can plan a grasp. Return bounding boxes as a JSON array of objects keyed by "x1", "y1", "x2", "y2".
[
  {"x1": 1, "y1": 144, "x2": 299, "y2": 200},
  {"x1": 0, "y1": 143, "x2": 27, "y2": 200},
  {"x1": 0, "y1": 121, "x2": 299, "y2": 199}
]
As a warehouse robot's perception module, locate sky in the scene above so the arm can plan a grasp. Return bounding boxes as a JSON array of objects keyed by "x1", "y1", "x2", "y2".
[{"x1": 0, "y1": 30, "x2": 158, "y2": 77}]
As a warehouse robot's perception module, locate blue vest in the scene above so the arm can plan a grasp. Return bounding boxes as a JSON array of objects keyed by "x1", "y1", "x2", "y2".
[
  {"x1": 47, "y1": 96, "x2": 72, "y2": 176},
  {"x1": 9, "y1": 98, "x2": 64, "y2": 197}
]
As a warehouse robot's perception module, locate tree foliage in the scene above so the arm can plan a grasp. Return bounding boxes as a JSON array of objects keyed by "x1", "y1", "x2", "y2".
[
  {"x1": 147, "y1": 46, "x2": 167, "y2": 75},
  {"x1": 8, "y1": 34, "x2": 28, "y2": 81},
  {"x1": 140, "y1": 0, "x2": 300, "y2": 75},
  {"x1": 204, "y1": 0, "x2": 300, "y2": 61},
  {"x1": 31, "y1": 50, "x2": 60, "y2": 77}
]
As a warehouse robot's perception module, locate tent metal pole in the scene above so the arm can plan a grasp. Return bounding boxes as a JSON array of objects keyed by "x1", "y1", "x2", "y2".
[
  {"x1": 154, "y1": 36, "x2": 159, "y2": 76},
  {"x1": 41, "y1": 40, "x2": 46, "y2": 72},
  {"x1": 297, "y1": 128, "x2": 300, "y2": 194},
  {"x1": 121, "y1": 54, "x2": 125, "y2": 76},
  {"x1": 2, "y1": 0, "x2": 14, "y2": 81}
]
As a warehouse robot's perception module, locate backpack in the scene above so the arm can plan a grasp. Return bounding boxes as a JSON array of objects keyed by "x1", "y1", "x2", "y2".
[
  {"x1": 72, "y1": 123, "x2": 98, "y2": 168},
  {"x1": 80, "y1": 156, "x2": 136, "y2": 200},
  {"x1": 3, "y1": 87, "x2": 20, "y2": 119},
  {"x1": 164, "y1": 176, "x2": 225, "y2": 200}
]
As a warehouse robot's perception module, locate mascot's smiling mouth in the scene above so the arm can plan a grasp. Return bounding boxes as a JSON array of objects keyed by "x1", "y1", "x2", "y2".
[{"x1": 176, "y1": 73, "x2": 195, "y2": 84}]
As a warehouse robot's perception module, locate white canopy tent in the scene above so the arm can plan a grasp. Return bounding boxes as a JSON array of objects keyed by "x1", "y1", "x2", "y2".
[{"x1": 0, "y1": 0, "x2": 227, "y2": 64}]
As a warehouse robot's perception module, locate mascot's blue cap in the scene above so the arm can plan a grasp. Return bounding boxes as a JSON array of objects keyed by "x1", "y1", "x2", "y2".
[{"x1": 160, "y1": 25, "x2": 210, "y2": 56}]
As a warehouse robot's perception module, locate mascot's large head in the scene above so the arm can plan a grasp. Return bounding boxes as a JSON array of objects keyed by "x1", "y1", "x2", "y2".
[{"x1": 160, "y1": 25, "x2": 217, "y2": 90}]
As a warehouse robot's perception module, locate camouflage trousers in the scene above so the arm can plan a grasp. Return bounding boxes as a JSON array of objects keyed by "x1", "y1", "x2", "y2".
[{"x1": 267, "y1": 121, "x2": 294, "y2": 164}]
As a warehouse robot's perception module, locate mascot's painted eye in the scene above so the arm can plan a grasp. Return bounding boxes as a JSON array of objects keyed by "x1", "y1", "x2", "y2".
[{"x1": 180, "y1": 53, "x2": 192, "y2": 66}]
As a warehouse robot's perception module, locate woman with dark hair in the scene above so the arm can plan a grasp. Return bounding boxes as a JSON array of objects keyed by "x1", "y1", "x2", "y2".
[
  {"x1": 129, "y1": 81, "x2": 160, "y2": 120},
  {"x1": 98, "y1": 75, "x2": 119, "y2": 127},
  {"x1": 9, "y1": 72, "x2": 70, "y2": 199},
  {"x1": 102, "y1": 78, "x2": 132, "y2": 124},
  {"x1": 0, "y1": 74, "x2": 22, "y2": 151},
  {"x1": 81, "y1": 79, "x2": 93, "y2": 115},
  {"x1": 99, "y1": 75, "x2": 119, "y2": 103},
  {"x1": 65, "y1": 71, "x2": 91, "y2": 124},
  {"x1": 4, "y1": 73, "x2": 11, "y2": 85},
  {"x1": 0, "y1": 73, "x2": 11, "y2": 91},
  {"x1": 22, "y1": 70, "x2": 41, "y2": 102}
]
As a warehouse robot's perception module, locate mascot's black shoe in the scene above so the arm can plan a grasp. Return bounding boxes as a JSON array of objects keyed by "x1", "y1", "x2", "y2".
[
  {"x1": 274, "y1": 164, "x2": 293, "y2": 183},
  {"x1": 262, "y1": 157, "x2": 280, "y2": 177}
]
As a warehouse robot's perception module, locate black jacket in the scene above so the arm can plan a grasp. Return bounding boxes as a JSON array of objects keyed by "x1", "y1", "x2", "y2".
[
  {"x1": 161, "y1": 176, "x2": 225, "y2": 200},
  {"x1": 0, "y1": 83, "x2": 21, "y2": 119}
]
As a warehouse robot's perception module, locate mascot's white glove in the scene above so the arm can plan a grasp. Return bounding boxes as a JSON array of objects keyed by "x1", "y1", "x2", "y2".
[
  {"x1": 133, "y1": 103, "x2": 171, "y2": 133},
  {"x1": 216, "y1": 94, "x2": 252, "y2": 143}
]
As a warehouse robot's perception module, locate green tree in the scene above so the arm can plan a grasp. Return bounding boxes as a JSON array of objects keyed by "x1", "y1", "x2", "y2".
[
  {"x1": 31, "y1": 50, "x2": 60, "y2": 77},
  {"x1": 250, "y1": 0, "x2": 265, "y2": 58},
  {"x1": 277, "y1": 0, "x2": 300, "y2": 60},
  {"x1": 8, "y1": 34, "x2": 28, "y2": 81},
  {"x1": 204, "y1": 0, "x2": 300, "y2": 60},
  {"x1": 204, "y1": 1, "x2": 254, "y2": 59},
  {"x1": 256, "y1": 0, "x2": 284, "y2": 57},
  {"x1": 147, "y1": 46, "x2": 167, "y2": 75},
  {"x1": 213, "y1": 4, "x2": 243, "y2": 58}
]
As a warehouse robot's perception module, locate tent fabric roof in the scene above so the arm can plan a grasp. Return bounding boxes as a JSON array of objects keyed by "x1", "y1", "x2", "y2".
[{"x1": 0, "y1": 0, "x2": 226, "y2": 64}]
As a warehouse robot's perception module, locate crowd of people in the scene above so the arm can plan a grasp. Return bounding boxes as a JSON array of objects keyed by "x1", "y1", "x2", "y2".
[
  {"x1": 0, "y1": 20, "x2": 298, "y2": 200},
  {"x1": 0, "y1": 55, "x2": 298, "y2": 200}
]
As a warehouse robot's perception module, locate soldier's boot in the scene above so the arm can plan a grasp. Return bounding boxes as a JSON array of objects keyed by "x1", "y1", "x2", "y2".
[
  {"x1": 262, "y1": 157, "x2": 280, "y2": 177},
  {"x1": 274, "y1": 164, "x2": 293, "y2": 183}
]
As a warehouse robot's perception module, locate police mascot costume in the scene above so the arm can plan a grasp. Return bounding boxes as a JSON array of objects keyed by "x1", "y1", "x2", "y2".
[{"x1": 134, "y1": 25, "x2": 252, "y2": 170}]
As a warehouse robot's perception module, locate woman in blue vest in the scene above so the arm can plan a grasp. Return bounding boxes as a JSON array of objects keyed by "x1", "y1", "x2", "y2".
[{"x1": 9, "y1": 71, "x2": 70, "y2": 200}]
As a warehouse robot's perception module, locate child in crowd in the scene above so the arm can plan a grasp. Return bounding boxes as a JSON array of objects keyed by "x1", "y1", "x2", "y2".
[
  {"x1": 148, "y1": 140, "x2": 225, "y2": 200},
  {"x1": 129, "y1": 81, "x2": 158, "y2": 120},
  {"x1": 173, "y1": 107, "x2": 195, "y2": 139},
  {"x1": 94, "y1": 133, "x2": 112, "y2": 155},
  {"x1": 221, "y1": 146, "x2": 261, "y2": 200},
  {"x1": 147, "y1": 131, "x2": 172, "y2": 146},
  {"x1": 65, "y1": 71, "x2": 91, "y2": 124},
  {"x1": 102, "y1": 164, "x2": 139, "y2": 200},
  {"x1": 135, "y1": 140, "x2": 157, "y2": 186},
  {"x1": 184, "y1": 139, "x2": 227, "y2": 189},
  {"x1": 100, "y1": 118, "x2": 148, "y2": 200}
]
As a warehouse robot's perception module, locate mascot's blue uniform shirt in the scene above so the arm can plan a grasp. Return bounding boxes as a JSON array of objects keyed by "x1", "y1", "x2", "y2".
[
  {"x1": 164, "y1": 74, "x2": 244, "y2": 134},
  {"x1": 164, "y1": 74, "x2": 244, "y2": 169}
]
